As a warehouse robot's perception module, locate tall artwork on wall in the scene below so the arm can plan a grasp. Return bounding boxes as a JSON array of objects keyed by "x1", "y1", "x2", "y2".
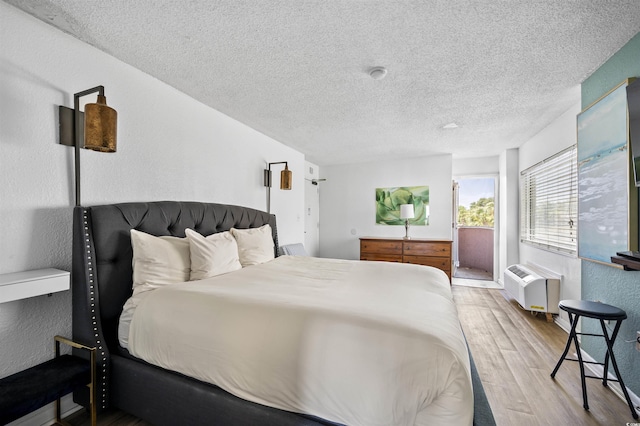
[
  {"x1": 375, "y1": 186, "x2": 429, "y2": 225},
  {"x1": 577, "y1": 78, "x2": 638, "y2": 264}
]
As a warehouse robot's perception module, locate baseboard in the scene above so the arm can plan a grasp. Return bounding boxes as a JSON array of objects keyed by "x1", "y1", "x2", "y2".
[
  {"x1": 580, "y1": 349, "x2": 640, "y2": 416},
  {"x1": 554, "y1": 315, "x2": 571, "y2": 334},
  {"x1": 6, "y1": 394, "x2": 83, "y2": 426}
]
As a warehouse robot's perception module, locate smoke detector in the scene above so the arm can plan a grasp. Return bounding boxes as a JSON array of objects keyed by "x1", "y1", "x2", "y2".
[{"x1": 369, "y1": 67, "x2": 387, "y2": 80}]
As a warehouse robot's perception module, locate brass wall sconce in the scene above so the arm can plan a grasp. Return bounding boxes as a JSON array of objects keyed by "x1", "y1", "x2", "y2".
[
  {"x1": 264, "y1": 161, "x2": 292, "y2": 213},
  {"x1": 59, "y1": 86, "x2": 117, "y2": 206}
]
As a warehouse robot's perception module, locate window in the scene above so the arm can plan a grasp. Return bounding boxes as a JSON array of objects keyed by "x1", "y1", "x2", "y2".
[{"x1": 520, "y1": 145, "x2": 577, "y2": 255}]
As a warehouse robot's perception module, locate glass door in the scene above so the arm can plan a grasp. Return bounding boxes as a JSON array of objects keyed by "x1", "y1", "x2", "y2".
[{"x1": 453, "y1": 177, "x2": 496, "y2": 280}]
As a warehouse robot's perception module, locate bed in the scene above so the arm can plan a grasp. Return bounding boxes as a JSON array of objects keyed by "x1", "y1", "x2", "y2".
[{"x1": 71, "y1": 201, "x2": 492, "y2": 425}]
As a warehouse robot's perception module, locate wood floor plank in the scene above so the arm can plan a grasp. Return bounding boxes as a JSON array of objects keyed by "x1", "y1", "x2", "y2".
[{"x1": 454, "y1": 285, "x2": 636, "y2": 425}]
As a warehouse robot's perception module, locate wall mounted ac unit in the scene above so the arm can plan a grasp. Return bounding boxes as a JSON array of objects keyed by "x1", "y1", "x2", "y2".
[{"x1": 504, "y1": 264, "x2": 560, "y2": 322}]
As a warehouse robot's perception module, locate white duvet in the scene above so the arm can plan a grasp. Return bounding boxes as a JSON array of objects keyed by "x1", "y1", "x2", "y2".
[{"x1": 124, "y1": 256, "x2": 473, "y2": 426}]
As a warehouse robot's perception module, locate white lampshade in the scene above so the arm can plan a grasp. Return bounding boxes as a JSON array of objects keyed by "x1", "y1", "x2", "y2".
[{"x1": 400, "y1": 204, "x2": 415, "y2": 219}]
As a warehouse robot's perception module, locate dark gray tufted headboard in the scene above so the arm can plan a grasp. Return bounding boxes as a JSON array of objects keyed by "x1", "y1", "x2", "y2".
[{"x1": 71, "y1": 201, "x2": 278, "y2": 408}]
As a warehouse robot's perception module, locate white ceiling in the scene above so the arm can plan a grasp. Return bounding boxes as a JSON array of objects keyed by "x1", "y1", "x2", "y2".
[{"x1": 5, "y1": 1, "x2": 640, "y2": 166}]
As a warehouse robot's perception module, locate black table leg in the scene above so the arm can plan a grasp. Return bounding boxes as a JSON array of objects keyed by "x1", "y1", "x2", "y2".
[
  {"x1": 600, "y1": 319, "x2": 638, "y2": 419},
  {"x1": 551, "y1": 312, "x2": 579, "y2": 378}
]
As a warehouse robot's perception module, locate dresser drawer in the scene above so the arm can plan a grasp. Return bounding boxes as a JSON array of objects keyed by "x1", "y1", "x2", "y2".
[
  {"x1": 403, "y1": 241, "x2": 451, "y2": 257},
  {"x1": 360, "y1": 240, "x2": 402, "y2": 255},
  {"x1": 403, "y1": 255, "x2": 451, "y2": 270},
  {"x1": 361, "y1": 254, "x2": 403, "y2": 262},
  {"x1": 359, "y1": 237, "x2": 452, "y2": 283}
]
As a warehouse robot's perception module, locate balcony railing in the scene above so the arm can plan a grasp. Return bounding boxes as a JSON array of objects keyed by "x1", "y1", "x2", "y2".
[{"x1": 457, "y1": 227, "x2": 494, "y2": 275}]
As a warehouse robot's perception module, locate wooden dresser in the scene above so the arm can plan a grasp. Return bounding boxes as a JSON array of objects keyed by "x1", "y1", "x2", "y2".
[{"x1": 359, "y1": 237, "x2": 452, "y2": 282}]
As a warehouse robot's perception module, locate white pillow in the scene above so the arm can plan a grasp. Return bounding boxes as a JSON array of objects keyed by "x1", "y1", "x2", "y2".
[
  {"x1": 185, "y1": 229, "x2": 242, "y2": 280},
  {"x1": 130, "y1": 229, "x2": 190, "y2": 292},
  {"x1": 230, "y1": 224, "x2": 275, "y2": 267}
]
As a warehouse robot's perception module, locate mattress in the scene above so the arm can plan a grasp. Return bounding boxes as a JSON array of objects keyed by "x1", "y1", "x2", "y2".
[{"x1": 122, "y1": 256, "x2": 473, "y2": 425}]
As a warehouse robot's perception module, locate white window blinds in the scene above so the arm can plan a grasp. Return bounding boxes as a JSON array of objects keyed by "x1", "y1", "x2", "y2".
[{"x1": 520, "y1": 145, "x2": 577, "y2": 255}]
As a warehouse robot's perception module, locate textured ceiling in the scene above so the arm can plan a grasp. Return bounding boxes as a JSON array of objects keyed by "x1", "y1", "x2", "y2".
[{"x1": 5, "y1": 1, "x2": 640, "y2": 165}]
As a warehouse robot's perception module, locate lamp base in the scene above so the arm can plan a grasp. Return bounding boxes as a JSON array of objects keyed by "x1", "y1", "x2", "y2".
[{"x1": 404, "y1": 220, "x2": 411, "y2": 239}]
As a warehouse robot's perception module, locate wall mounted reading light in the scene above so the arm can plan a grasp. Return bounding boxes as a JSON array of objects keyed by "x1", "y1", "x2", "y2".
[
  {"x1": 264, "y1": 161, "x2": 292, "y2": 213},
  {"x1": 400, "y1": 204, "x2": 415, "y2": 239},
  {"x1": 59, "y1": 85, "x2": 117, "y2": 206}
]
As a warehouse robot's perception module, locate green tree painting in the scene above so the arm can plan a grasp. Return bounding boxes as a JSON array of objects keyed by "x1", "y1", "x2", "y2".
[{"x1": 375, "y1": 186, "x2": 429, "y2": 225}]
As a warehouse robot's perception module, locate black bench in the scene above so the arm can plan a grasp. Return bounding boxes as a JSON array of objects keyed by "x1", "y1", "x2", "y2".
[{"x1": 0, "y1": 336, "x2": 95, "y2": 426}]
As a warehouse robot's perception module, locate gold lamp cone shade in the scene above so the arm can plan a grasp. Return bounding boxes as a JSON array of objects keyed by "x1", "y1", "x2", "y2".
[
  {"x1": 280, "y1": 165, "x2": 292, "y2": 190},
  {"x1": 84, "y1": 94, "x2": 117, "y2": 152}
]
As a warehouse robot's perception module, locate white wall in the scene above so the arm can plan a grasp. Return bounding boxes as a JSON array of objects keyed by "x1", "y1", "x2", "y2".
[
  {"x1": 304, "y1": 161, "x2": 320, "y2": 256},
  {"x1": 0, "y1": 2, "x2": 304, "y2": 380},
  {"x1": 319, "y1": 154, "x2": 453, "y2": 260},
  {"x1": 498, "y1": 148, "x2": 520, "y2": 280},
  {"x1": 452, "y1": 156, "x2": 499, "y2": 176},
  {"x1": 518, "y1": 101, "x2": 582, "y2": 328}
]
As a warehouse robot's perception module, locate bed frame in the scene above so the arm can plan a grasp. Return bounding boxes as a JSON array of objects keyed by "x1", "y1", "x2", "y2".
[
  {"x1": 71, "y1": 200, "x2": 495, "y2": 425},
  {"x1": 71, "y1": 201, "x2": 335, "y2": 425}
]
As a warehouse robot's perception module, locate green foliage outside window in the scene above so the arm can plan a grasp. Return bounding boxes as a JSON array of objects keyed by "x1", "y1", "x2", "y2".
[{"x1": 458, "y1": 197, "x2": 494, "y2": 227}]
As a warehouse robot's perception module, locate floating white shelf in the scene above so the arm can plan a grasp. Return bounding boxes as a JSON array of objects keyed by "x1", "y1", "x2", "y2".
[{"x1": 0, "y1": 268, "x2": 70, "y2": 303}]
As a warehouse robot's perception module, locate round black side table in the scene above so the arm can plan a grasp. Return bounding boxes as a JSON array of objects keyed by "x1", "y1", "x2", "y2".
[{"x1": 550, "y1": 299, "x2": 638, "y2": 419}]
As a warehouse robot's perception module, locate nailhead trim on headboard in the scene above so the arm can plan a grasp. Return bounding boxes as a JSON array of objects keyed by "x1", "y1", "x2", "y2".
[{"x1": 83, "y1": 210, "x2": 108, "y2": 409}]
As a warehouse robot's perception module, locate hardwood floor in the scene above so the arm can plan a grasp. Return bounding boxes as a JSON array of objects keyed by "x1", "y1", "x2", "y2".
[
  {"x1": 66, "y1": 408, "x2": 151, "y2": 426},
  {"x1": 66, "y1": 285, "x2": 635, "y2": 425},
  {"x1": 454, "y1": 285, "x2": 635, "y2": 425}
]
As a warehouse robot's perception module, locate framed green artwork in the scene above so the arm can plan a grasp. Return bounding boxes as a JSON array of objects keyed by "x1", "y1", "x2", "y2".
[{"x1": 375, "y1": 186, "x2": 429, "y2": 225}]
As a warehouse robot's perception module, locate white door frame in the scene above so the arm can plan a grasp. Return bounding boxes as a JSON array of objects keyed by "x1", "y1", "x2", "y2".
[
  {"x1": 452, "y1": 175, "x2": 498, "y2": 280},
  {"x1": 304, "y1": 179, "x2": 320, "y2": 256}
]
